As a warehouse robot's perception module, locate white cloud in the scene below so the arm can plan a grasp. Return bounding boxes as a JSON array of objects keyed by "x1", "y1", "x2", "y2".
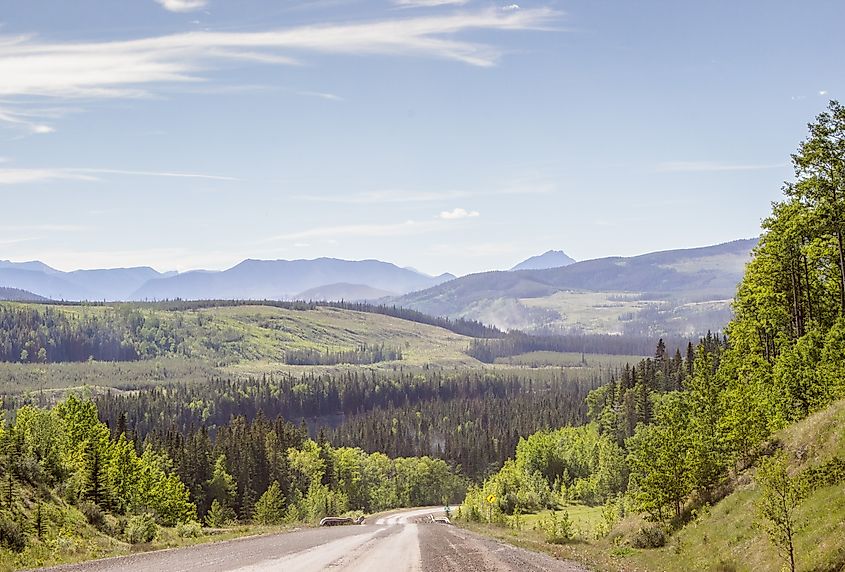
[
  {"x1": 0, "y1": 8, "x2": 557, "y2": 130},
  {"x1": 0, "y1": 167, "x2": 237, "y2": 185},
  {"x1": 155, "y1": 0, "x2": 209, "y2": 13},
  {"x1": 393, "y1": 0, "x2": 470, "y2": 7},
  {"x1": 655, "y1": 161, "x2": 787, "y2": 173},
  {"x1": 820, "y1": 90, "x2": 828, "y2": 96},
  {"x1": 0, "y1": 169, "x2": 95, "y2": 185},
  {"x1": 299, "y1": 183, "x2": 552, "y2": 204},
  {"x1": 266, "y1": 220, "x2": 441, "y2": 241},
  {"x1": 67, "y1": 168, "x2": 239, "y2": 181},
  {"x1": 439, "y1": 207, "x2": 480, "y2": 219},
  {"x1": 295, "y1": 90, "x2": 344, "y2": 102},
  {"x1": 503, "y1": 4, "x2": 520, "y2": 11}
]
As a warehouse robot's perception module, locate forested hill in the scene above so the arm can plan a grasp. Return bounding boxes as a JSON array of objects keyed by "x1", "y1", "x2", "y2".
[
  {"x1": 0, "y1": 300, "x2": 498, "y2": 365},
  {"x1": 0, "y1": 287, "x2": 48, "y2": 302},
  {"x1": 392, "y1": 238, "x2": 756, "y2": 336}
]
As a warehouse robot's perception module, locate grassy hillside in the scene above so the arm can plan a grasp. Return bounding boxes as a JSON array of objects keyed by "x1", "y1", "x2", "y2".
[
  {"x1": 0, "y1": 302, "x2": 484, "y2": 393},
  {"x1": 462, "y1": 398, "x2": 845, "y2": 572}
]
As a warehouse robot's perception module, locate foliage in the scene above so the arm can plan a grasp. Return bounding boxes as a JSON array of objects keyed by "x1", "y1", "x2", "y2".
[
  {"x1": 253, "y1": 481, "x2": 286, "y2": 525},
  {"x1": 125, "y1": 513, "x2": 158, "y2": 544},
  {"x1": 204, "y1": 499, "x2": 235, "y2": 528},
  {"x1": 175, "y1": 520, "x2": 203, "y2": 538},
  {"x1": 537, "y1": 509, "x2": 574, "y2": 544},
  {"x1": 756, "y1": 453, "x2": 807, "y2": 572}
]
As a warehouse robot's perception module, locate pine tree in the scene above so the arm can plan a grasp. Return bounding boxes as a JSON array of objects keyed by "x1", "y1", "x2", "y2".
[{"x1": 253, "y1": 481, "x2": 286, "y2": 525}]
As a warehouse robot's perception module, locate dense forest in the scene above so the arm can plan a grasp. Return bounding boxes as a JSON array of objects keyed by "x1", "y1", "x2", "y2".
[
  {"x1": 460, "y1": 102, "x2": 845, "y2": 570},
  {"x1": 19, "y1": 369, "x2": 605, "y2": 480},
  {"x1": 0, "y1": 306, "x2": 185, "y2": 363},
  {"x1": 0, "y1": 395, "x2": 464, "y2": 558},
  {"x1": 466, "y1": 332, "x2": 691, "y2": 362}
]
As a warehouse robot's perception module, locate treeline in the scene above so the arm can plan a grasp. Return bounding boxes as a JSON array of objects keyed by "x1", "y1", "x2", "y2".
[
  {"x1": 147, "y1": 299, "x2": 503, "y2": 339},
  {"x1": 462, "y1": 102, "x2": 845, "y2": 548},
  {"x1": 467, "y1": 332, "x2": 691, "y2": 362},
  {"x1": 0, "y1": 369, "x2": 608, "y2": 482},
  {"x1": 0, "y1": 396, "x2": 464, "y2": 555},
  {"x1": 328, "y1": 374, "x2": 602, "y2": 479},
  {"x1": 146, "y1": 416, "x2": 464, "y2": 523},
  {"x1": 0, "y1": 305, "x2": 184, "y2": 363},
  {"x1": 284, "y1": 343, "x2": 402, "y2": 365}
]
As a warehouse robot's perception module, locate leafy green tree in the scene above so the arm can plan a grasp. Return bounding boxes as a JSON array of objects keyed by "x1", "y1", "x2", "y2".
[
  {"x1": 205, "y1": 499, "x2": 235, "y2": 528},
  {"x1": 685, "y1": 345, "x2": 726, "y2": 495},
  {"x1": 626, "y1": 393, "x2": 691, "y2": 523},
  {"x1": 253, "y1": 481, "x2": 286, "y2": 525},
  {"x1": 205, "y1": 455, "x2": 237, "y2": 511},
  {"x1": 756, "y1": 452, "x2": 807, "y2": 572}
]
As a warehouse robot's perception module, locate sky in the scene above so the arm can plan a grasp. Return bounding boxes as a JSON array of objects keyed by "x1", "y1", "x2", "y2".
[{"x1": 0, "y1": 0, "x2": 842, "y2": 277}]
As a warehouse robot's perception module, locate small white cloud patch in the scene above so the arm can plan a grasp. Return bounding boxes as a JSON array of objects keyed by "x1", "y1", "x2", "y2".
[
  {"x1": 503, "y1": 4, "x2": 520, "y2": 10},
  {"x1": 819, "y1": 90, "x2": 828, "y2": 96},
  {"x1": 439, "y1": 207, "x2": 480, "y2": 220},
  {"x1": 155, "y1": 0, "x2": 208, "y2": 13}
]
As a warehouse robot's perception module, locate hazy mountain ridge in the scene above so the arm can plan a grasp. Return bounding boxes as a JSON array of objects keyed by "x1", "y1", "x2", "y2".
[{"x1": 0, "y1": 258, "x2": 454, "y2": 302}]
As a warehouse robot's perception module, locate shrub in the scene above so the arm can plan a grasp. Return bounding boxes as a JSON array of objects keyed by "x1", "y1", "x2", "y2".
[
  {"x1": 538, "y1": 510, "x2": 574, "y2": 544},
  {"x1": 631, "y1": 524, "x2": 667, "y2": 548},
  {"x1": 0, "y1": 514, "x2": 26, "y2": 552},
  {"x1": 125, "y1": 513, "x2": 157, "y2": 544},
  {"x1": 176, "y1": 520, "x2": 203, "y2": 538},
  {"x1": 78, "y1": 500, "x2": 105, "y2": 529},
  {"x1": 204, "y1": 500, "x2": 236, "y2": 528}
]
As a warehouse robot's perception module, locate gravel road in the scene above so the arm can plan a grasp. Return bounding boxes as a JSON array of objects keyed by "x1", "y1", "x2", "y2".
[{"x1": 34, "y1": 508, "x2": 590, "y2": 572}]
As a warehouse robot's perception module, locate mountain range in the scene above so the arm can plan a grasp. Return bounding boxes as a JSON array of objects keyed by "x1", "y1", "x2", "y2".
[
  {"x1": 0, "y1": 239, "x2": 757, "y2": 335},
  {"x1": 393, "y1": 238, "x2": 757, "y2": 336},
  {"x1": 0, "y1": 258, "x2": 453, "y2": 302}
]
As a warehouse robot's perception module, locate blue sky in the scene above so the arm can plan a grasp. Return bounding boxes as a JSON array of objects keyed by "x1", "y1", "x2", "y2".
[{"x1": 0, "y1": 0, "x2": 842, "y2": 276}]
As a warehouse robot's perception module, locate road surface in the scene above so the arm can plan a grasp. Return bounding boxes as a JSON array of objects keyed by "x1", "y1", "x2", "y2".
[{"x1": 36, "y1": 508, "x2": 589, "y2": 572}]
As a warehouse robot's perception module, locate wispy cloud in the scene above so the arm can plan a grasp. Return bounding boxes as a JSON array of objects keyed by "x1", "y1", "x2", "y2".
[
  {"x1": 655, "y1": 161, "x2": 787, "y2": 173},
  {"x1": 4, "y1": 224, "x2": 89, "y2": 232},
  {"x1": 819, "y1": 90, "x2": 828, "y2": 96},
  {"x1": 295, "y1": 90, "x2": 344, "y2": 102},
  {"x1": 439, "y1": 207, "x2": 479, "y2": 219},
  {"x1": 298, "y1": 189, "x2": 473, "y2": 204},
  {"x1": 298, "y1": 183, "x2": 553, "y2": 204},
  {"x1": 154, "y1": 0, "x2": 209, "y2": 13},
  {"x1": 0, "y1": 169, "x2": 95, "y2": 185},
  {"x1": 266, "y1": 220, "x2": 440, "y2": 241},
  {"x1": 0, "y1": 167, "x2": 237, "y2": 185},
  {"x1": 67, "y1": 168, "x2": 239, "y2": 181},
  {"x1": 0, "y1": 8, "x2": 557, "y2": 131},
  {"x1": 393, "y1": 0, "x2": 470, "y2": 8}
]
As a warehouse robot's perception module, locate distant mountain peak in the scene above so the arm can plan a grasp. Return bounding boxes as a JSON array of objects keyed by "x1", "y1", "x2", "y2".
[{"x1": 511, "y1": 250, "x2": 576, "y2": 271}]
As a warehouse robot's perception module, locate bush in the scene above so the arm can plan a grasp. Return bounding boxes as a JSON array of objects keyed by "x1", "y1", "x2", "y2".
[
  {"x1": 631, "y1": 524, "x2": 667, "y2": 548},
  {"x1": 176, "y1": 520, "x2": 203, "y2": 538},
  {"x1": 103, "y1": 514, "x2": 127, "y2": 537},
  {"x1": 0, "y1": 514, "x2": 26, "y2": 552},
  {"x1": 125, "y1": 513, "x2": 157, "y2": 544},
  {"x1": 78, "y1": 500, "x2": 105, "y2": 529},
  {"x1": 537, "y1": 510, "x2": 574, "y2": 544},
  {"x1": 204, "y1": 500, "x2": 236, "y2": 528}
]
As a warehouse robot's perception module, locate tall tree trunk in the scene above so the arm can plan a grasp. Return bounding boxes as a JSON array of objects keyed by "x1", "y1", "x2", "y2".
[
  {"x1": 834, "y1": 188, "x2": 845, "y2": 315},
  {"x1": 803, "y1": 250, "x2": 813, "y2": 325}
]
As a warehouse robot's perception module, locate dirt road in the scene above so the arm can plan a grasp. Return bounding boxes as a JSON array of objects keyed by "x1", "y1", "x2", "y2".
[{"x1": 36, "y1": 508, "x2": 589, "y2": 572}]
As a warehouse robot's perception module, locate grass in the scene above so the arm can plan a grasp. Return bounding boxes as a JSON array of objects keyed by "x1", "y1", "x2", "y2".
[{"x1": 462, "y1": 399, "x2": 845, "y2": 572}]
